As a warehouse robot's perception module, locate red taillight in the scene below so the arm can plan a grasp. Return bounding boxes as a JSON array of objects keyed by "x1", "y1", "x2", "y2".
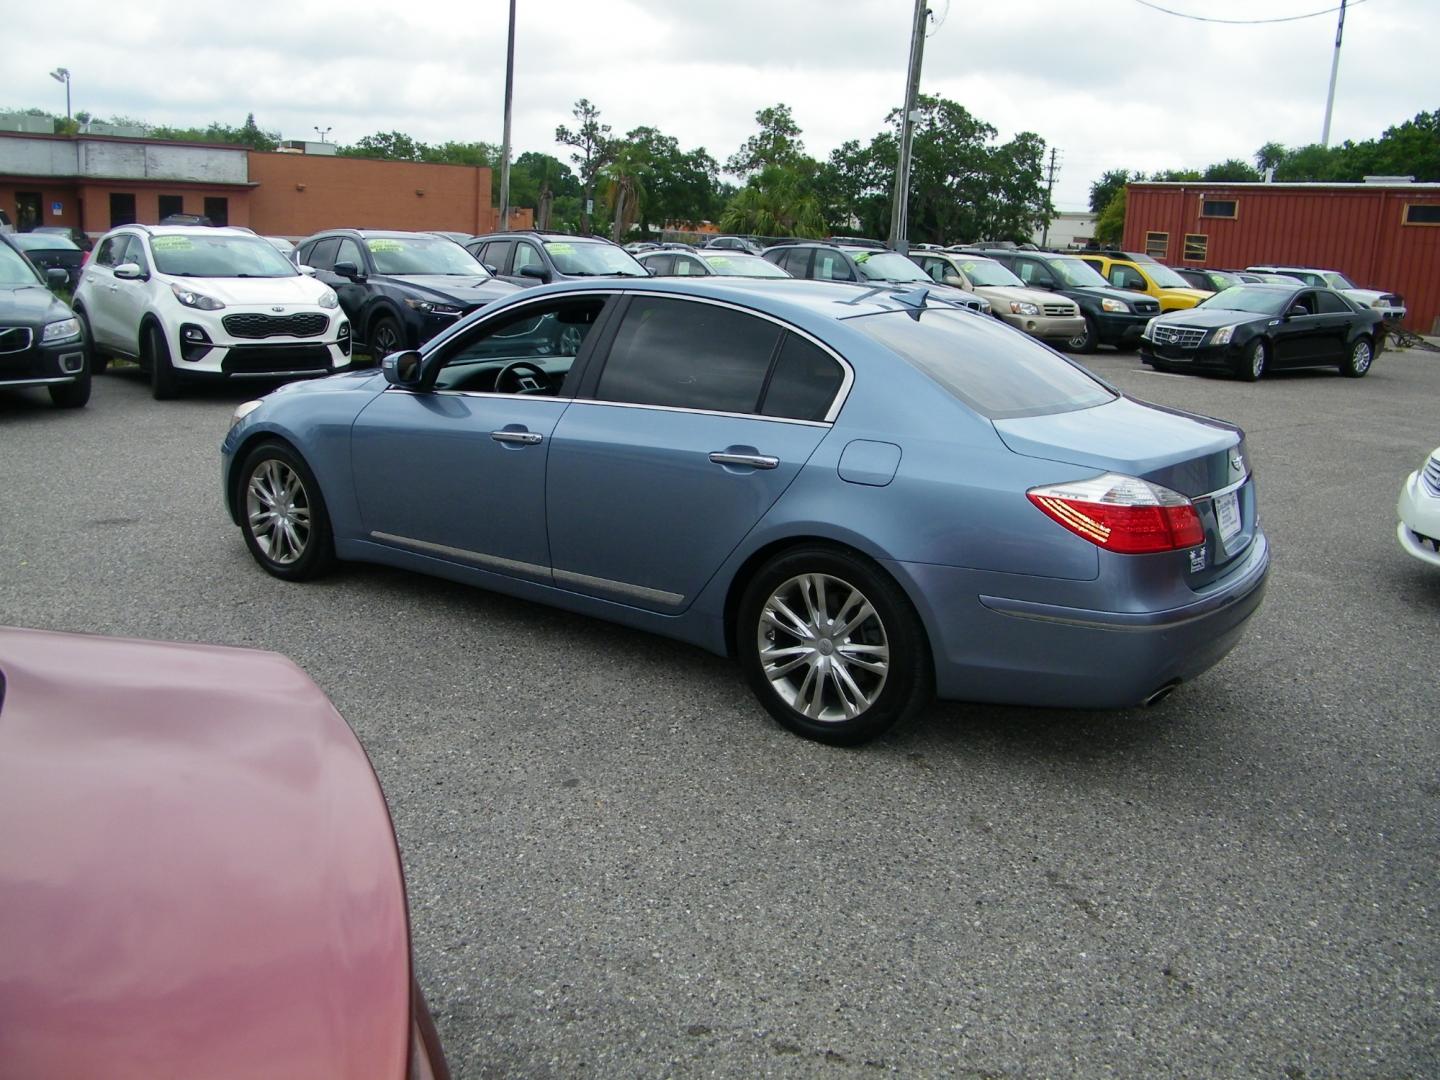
[{"x1": 1028, "y1": 473, "x2": 1205, "y2": 554}]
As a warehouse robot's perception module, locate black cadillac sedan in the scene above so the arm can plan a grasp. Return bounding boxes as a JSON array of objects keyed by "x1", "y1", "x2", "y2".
[
  {"x1": 0, "y1": 235, "x2": 89, "y2": 408},
  {"x1": 1140, "y1": 283, "x2": 1385, "y2": 382}
]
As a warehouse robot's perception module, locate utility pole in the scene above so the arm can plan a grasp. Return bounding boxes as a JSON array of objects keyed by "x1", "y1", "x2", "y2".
[
  {"x1": 497, "y1": 0, "x2": 517, "y2": 231},
  {"x1": 1040, "y1": 147, "x2": 1059, "y2": 249},
  {"x1": 887, "y1": 0, "x2": 928, "y2": 255},
  {"x1": 1320, "y1": 0, "x2": 1346, "y2": 147}
]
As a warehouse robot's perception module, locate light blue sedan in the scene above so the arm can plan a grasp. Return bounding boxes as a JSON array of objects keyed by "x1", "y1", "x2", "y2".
[{"x1": 222, "y1": 277, "x2": 1269, "y2": 745}]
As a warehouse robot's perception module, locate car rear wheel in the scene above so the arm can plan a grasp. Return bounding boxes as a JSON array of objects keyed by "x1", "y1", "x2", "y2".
[
  {"x1": 237, "y1": 441, "x2": 336, "y2": 581},
  {"x1": 738, "y1": 546, "x2": 932, "y2": 746},
  {"x1": 1341, "y1": 336, "x2": 1373, "y2": 378},
  {"x1": 1236, "y1": 338, "x2": 1266, "y2": 382},
  {"x1": 1063, "y1": 315, "x2": 1097, "y2": 354},
  {"x1": 146, "y1": 324, "x2": 179, "y2": 400}
]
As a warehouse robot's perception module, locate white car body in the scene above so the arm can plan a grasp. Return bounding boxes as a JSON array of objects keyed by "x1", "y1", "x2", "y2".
[
  {"x1": 74, "y1": 225, "x2": 351, "y2": 387},
  {"x1": 1247, "y1": 265, "x2": 1406, "y2": 322},
  {"x1": 1397, "y1": 446, "x2": 1440, "y2": 568}
]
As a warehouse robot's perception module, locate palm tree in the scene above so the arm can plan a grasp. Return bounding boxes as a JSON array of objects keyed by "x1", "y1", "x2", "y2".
[
  {"x1": 602, "y1": 145, "x2": 647, "y2": 243},
  {"x1": 719, "y1": 164, "x2": 825, "y2": 238}
]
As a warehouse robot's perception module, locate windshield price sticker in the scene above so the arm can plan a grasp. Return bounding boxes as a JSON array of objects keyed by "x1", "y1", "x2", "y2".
[
  {"x1": 546, "y1": 243, "x2": 576, "y2": 255},
  {"x1": 708, "y1": 256, "x2": 732, "y2": 266},
  {"x1": 367, "y1": 239, "x2": 404, "y2": 253},
  {"x1": 1215, "y1": 490, "x2": 1242, "y2": 546},
  {"x1": 151, "y1": 236, "x2": 193, "y2": 251}
]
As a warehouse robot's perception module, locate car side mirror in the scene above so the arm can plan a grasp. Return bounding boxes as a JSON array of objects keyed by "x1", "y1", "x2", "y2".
[
  {"x1": 113, "y1": 262, "x2": 146, "y2": 281},
  {"x1": 519, "y1": 265, "x2": 549, "y2": 282},
  {"x1": 1287, "y1": 305, "x2": 1308, "y2": 318},
  {"x1": 943, "y1": 274, "x2": 968, "y2": 289},
  {"x1": 45, "y1": 267, "x2": 68, "y2": 286},
  {"x1": 482, "y1": 263, "x2": 498, "y2": 275},
  {"x1": 381, "y1": 349, "x2": 423, "y2": 387},
  {"x1": 296, "y1": 264, "x2": 318, "y2": 276},
  {"x1": 333, "y1": 260, "x2": 363, "y2": 280}
]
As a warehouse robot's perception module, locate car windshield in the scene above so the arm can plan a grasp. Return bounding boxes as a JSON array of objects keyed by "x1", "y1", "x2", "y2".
[
  {"x1": 1046, "y1": 257, "x2": 1112, "y2": 288},
  {"x1": 366, "y1": 236, "x2": 488, "y2": 276},
  {"x1": 0, "y1": 242, "x2": 43, "y2": 285},
  {"x1": 149, "y1": 234, "x2": 299, "y2": 278},
  {"x1": 1143, "y1": 263, "x2": 1189, "y2": 289},
  {"x1": 852, "y1": 251, "x2": 931, "y2": 283},
  {"x1": 12, "y1": 233, "x2": 79, "y2": 252},
  {"x1": 852, "y1": 308, "x2": 1116, "y2": 419},
  {"x1": 700, "y1": 253, "x2": 788, "y2": 277},
  {"x1": 544, "y1": 240, "x2": 647, "y2": 276},
  {"x1": 1199, "y1": 287, "x2": 1291, "y2": 315},
  {"x1": 954, "y1": 258, "x2": 1024, "y2": 287},
  {"x1": 1206, "y1": 271, "x2": 1241, "y2": 289},
  {"x1": 1322, "y1": 271, "x2": 1356, "y2": 290}
]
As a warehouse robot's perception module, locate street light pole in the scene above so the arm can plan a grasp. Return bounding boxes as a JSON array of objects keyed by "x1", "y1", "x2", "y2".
[
  {"x1": 49, "y1": 67, "x2": 71, "y2": 122},
  {"x1": 887, "y1": 0, "x2": 927, "y2": 254},
  {"x1": 497, "y1": 0, "x2": 516, "y2": 232},
  {"x1": 313, "y1": 126, "x2": 332, "y2": 144},
  {"x1": 1320, "y1": 0, "x2": 1346, "y2": 147}
]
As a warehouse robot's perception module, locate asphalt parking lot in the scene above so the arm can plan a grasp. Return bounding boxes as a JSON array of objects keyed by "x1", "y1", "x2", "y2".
[{"x1": 2, "y1": 344, "x2": 1437, "y2": 1078}]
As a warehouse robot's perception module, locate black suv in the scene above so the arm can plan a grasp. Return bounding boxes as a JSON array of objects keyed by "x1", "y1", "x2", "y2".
[
  {"x1": 0, "y1": 234, "x2": 90, "y2": 408},
  {"x1": 966, "y1": 248, "x2": 1159, "y2": 352},
  {"x1": 295, "y1": 229, "x2": 519, "y2": 355},
  {"x1": 465, "y1": 231, "x2": 648, "y2": 287},
  {"x1": 762, "y1": 242, "x2": 989, "y2": 313}
]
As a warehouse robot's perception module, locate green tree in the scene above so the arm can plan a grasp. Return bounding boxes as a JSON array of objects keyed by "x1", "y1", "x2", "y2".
[
  {"x1": 726, "y1": 104, "x2": 805, "y2": 177},
  {"x1": 1201, "y1": 159, "x2": 1262, "y2": 182},
  {"x1": 1088, "y1": 169, "x2": 1136, "y2": 215},
  {"x1": 1094, "y1": 187, "x2": 1126, "y2": 245},
  {"x1": 602, "y1": 142, "x2": 648, "y2": 242},
  {"x1": 719, "y1": 163, "x2": 825, "y2": 237},
  {"x1": 339, "y1": 131, "x2": 427, "y2": 161},
  {"x1": 555, "y1": 98, "x2": 613, "y2": 236},
  {"x1": 1255, "y1": 141, "x2": 1287, "y2": 173}
]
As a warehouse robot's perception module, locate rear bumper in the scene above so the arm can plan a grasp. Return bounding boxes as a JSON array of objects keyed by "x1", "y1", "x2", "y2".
[{"x1": 891, "y1": 531, "x2": 1270, "y2": 708}]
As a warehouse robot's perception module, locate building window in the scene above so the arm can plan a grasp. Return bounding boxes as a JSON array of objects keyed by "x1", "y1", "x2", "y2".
[
  {"x1": 204, "y1": 197, "x2": 229, "y2": 226},
  {"x1": 109, "y1": 192, "x2": 137, "y2": 226},
  {"x1": 1183, "y1": 234, "x2": 1208, "y2": 262},
  {"x1": 1403, "y1": 203, "x2": 1440, "y2": 226},
  {"x1": 1145, "y1": 231, "x2": 1169, "y2": 259},
  {"x1": 158, "y1": 194, "x2": 184, "y2": 220},
  {"x1": 1201, "y1": 199, "x2": 1237, "y2": 219}
]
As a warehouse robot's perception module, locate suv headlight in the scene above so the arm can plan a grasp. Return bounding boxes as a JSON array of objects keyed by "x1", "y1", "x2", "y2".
[
  {"x1": 170, "y1": 283, "x2": 225, "y2": 310},
  {"x1": 1009, "y1": 301, "x2": 1040, "y2": 316},
  {"x1": 1101, "y1": 298, "x2": 1130, "y2": 313},
  {"x1": 318, "y1": 288, "x2": 340, "y2": 309},
  {"x1": 1210, "y1": 325, "x2": 1235, "y2": 346},
  {"x1": 41, "y1": 317, "x2": 81, "y2": 342},
  {"x1": 405, "y1": 298, "x2": 463, "y2": 317}
]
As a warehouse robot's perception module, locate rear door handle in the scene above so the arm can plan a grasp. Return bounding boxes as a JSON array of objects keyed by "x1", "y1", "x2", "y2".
[
  {"x1": 709, "y1": 451, "x2": 778, "y2": 470},
  {"x1": 491, "y1": 430, "x2": 543, "y2": 445}
]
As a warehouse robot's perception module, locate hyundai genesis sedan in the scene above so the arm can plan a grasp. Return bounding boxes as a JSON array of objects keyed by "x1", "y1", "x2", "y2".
[{"x1": 222, "y1": 277, "x2": 1269, "y2": 745}]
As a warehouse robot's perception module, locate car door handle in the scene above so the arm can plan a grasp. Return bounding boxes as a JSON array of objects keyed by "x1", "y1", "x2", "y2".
[
  {"x1": 709, "y1": 451, "x2": 779, "y2": 470},
  {"x1": 491, "y1": 430, "x2": 543, "y2": 445}
]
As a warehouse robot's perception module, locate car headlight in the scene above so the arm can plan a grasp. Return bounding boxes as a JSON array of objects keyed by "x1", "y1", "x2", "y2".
[
  {"x1": 230, "y1": 399, "x2": 264, "y2": 430},
  {"x1": 1009, "y1": 301, "x2": 1040, "y2": 316},
  {"x1": 318, "y1": 289, "x2": 339, "y2": 309},
  {"x1": 1101, "y1": 298, "x2": 1130, "y2": 313},
  {"x1": 41, "y1": 317, "x2": 81, "y2": 343},
  {"x1": 1211, "y1": 325, "x2": 1235, "y2": 346},
  {"x1": 1142, "y1": 317, "x2": 1158, "y2": 338},
  {"x1": 169, "y1": 283, "x2": 225, "y2": 310},
  {"x1": 404, "y1": 298, "x2": 463, "y2": 317}
]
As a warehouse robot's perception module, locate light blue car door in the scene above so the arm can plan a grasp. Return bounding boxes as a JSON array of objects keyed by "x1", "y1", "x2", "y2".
[
  {"x1": 349, "y1": 295, "x2": 608, "y2": 581},
  {"x1": 545, "y1": 295, "x2": 848, "y2": 613}
]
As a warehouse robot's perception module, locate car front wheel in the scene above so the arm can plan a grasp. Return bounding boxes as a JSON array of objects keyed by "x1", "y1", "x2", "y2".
[
  {"x1": 738, "y1": 546, "x2": 932, "y2": 745},
  {"x1": 147, "y1": 324, "x2": 179, "y2": 400},
  {"x1": 1237, "y1": 338, "x2": 1267, "y2": 382},
  {"x1": 369, "y1": 313, "x2": 404, "y2": 358},
  {"x1": 1341, "y1": 336, "x2": 1373, "y2": 378},
  {"x1": 1063, "y1": 315, "x2": 1097, "y2": 354},
  {"x1": 236, "y1": 441, "x2": 336, "y2": 581}
]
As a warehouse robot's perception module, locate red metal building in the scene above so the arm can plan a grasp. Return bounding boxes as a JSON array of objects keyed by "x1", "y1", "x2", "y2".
[{"x1": 1123, "y1": 181, "x2": 1440, "y2": 333}]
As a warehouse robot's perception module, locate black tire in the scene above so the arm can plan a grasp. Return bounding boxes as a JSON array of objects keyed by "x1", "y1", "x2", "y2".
[
  {"x1": 369, "y1": 313, "x2": 404, "y2": 358},
  {"x1": 73, "y1": 306, "x2": 108, "y2": 374},
  {"x1": 1063, "y1": 315, "x2": 1098, "y2": 354},
  {"x1": 1340, "y1": 335, "x2": 1373, "y2": 378},
  {"x1": 737, "y1": 545, "x2": 932, "y2": 746},
  {"x1": 48, "y1": 365, "x2": 91, "y2": 409},
  {"x1": 1236, "y1": 337, "x2": 1267, "y2": 382},
  {"x1": 146, "y1": 323, "x2": 180, "y2": 400},
  {"x1": 235, "y1": 440, "x2": 336, "y2": 582}
]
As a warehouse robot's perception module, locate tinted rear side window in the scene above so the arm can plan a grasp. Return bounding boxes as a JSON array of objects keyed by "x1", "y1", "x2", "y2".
[
  {"x1": 760, "y1": 334, "x2": 844, "y2": 421},
  {"x1": 852, "y1": 309, "x2": 1115, "y2": 419},
  {"x1": 597, "y1": 297, "x2": 780, "y2": 414}
]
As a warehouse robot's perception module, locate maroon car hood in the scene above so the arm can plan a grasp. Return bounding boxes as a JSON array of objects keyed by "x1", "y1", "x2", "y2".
[{"x1": 0, "y1": 628, "x2": 411, "y2": 1079}]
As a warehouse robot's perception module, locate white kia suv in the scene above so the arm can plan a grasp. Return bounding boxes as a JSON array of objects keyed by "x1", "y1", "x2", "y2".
[{"x1": 74, "y1": 225, "x2": 351, "y2": 399}]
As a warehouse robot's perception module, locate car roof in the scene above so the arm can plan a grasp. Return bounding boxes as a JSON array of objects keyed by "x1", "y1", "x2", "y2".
[
  {"x1": 472, "y1": 230, "x2": 612, "y2": 244},
  {"x1": 119, "y1": 225, "x2": 260, "y2": 239}
]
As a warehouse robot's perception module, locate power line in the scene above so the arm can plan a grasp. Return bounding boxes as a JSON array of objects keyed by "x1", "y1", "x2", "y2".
[{"x1": 1130, "y1": 0, "x2": 1368, "y2": 25}]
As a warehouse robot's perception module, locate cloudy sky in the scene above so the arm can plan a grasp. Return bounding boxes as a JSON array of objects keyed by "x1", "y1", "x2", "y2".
[{"x1": 6, "y1": 0, "x2": 1433, "y2": 211}]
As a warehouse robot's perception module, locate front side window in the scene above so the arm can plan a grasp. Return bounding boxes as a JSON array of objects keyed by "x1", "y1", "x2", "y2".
[
  {"x1": 336, "y1": 238, "x2": 366, "y2": 271},
  {"x1": 1314, "y1": 290, "x2": 1351, "y2": 314},
  {"x1": 780, "y1": 248, "x2": 811, "y2": 277},
  {"x1": 430, "y1": 297, "x2": 606, "y2": 394},
  {"x1": 513, "y1": 243, "x2": 543, "y2": 272},
  {"x1": 304, "y1": 237, "x2": 339, "y2": 271},
  {"x1": 147, "y1": 234, "x2": 298, "y2": 278},
  {"x1": 597, "y1": 297, "x2": 780, "y2": 413},
  {"x1": 93, "y1": 234, "x2": 126, "y2": 268},
  {"x1": 672, "y1": 255, "x2": 709, "y2": 276},
  {"x1": 852, "y1": 308, "x2": 1115, "y2": 420}
]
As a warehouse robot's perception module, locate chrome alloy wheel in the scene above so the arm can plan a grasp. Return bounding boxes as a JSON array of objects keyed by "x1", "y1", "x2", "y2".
[
  {"x1": 756, "y1": 572, "x2": 890, "y2": 722},
  {"x1": 1352, "y1": 339, "x2": 1372, "y2": 373},
  {"x1": 246, "y1": 459, "x2": 312, "y2": 565}
]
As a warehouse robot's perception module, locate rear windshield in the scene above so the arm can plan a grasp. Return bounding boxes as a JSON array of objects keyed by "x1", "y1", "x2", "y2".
[{"x1": 851, "y1": 309, "x2": 1116, "y2": 419}]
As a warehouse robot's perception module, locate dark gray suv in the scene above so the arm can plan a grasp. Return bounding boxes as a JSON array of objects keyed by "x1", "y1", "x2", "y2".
[{"x1": 465, "y1": 231, "x2": 648, "y2": 286}]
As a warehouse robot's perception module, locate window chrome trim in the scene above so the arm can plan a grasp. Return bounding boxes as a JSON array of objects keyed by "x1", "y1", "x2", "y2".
[
  {"x1": 566, "y1": 397, "x2": 831, "y2": 428},
  {"x1": 370, "y1": 531, "x2": 550, "y2": 579},
  {"x1": 552, "y1": 567, "x2": 684, "y2": 607}
]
